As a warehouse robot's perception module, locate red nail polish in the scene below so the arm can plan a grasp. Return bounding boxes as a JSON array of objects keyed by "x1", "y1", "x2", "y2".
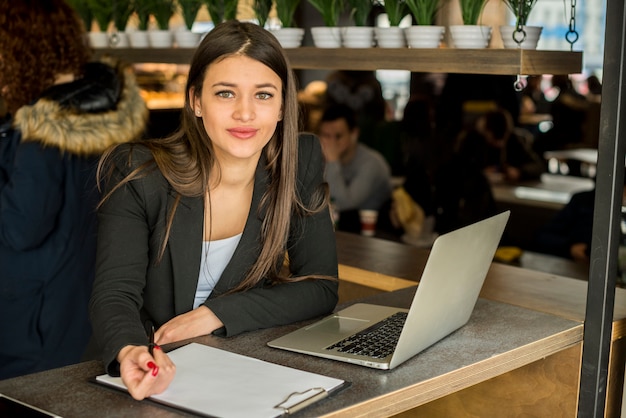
[
  {"x1": 153, "y1": 345, "x2": 161, "y2": 351},
  {"x1": 147, "y1": 361, "x2": 156, "y2": 369},
  {"x1": 151, "y1": 366, "x2": 159, "y2": 377}
]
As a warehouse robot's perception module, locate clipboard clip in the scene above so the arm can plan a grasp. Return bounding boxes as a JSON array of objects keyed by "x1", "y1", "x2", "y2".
[{"x1": 274, "y1": 387, "x2": 327, "y2": 415}]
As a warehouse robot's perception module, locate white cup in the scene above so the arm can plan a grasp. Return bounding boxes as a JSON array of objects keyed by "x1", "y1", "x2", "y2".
[{"x1": 359, "y1": 210, "x2": 378, "y2": 236}]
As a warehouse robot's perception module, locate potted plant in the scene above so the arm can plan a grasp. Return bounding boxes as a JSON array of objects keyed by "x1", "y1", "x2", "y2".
[
  {"x1": 128, "y1": 0, "x2": 152, "y2": 47},
  {"x1": 375, "y1": 0, "x2": 409, "y2": 48},
  {"x1": 307, "y1": 0, "x2": 345, "y2": 48},
  {"x1": 66, "y1": 0, "x2": 93, "y2": 32},
  {"x1": 500, "y1": 0, "x2": 542, "y2": 49},
  {"x1": 276, "y1": 0, "x2": 301, "y2": 28},
  {"x1": 342, "y1": 0, "x2": 375, "y2": 48},
  {"x1": 86, "y1": 0, "x2": 113, "y2": 47},
  {"x1": 449, "y1": 0, "x2": 492, "y2": 49},
  {"x1": 254, "y1": 0, "x2": 273, "y2": 28},
  {"x1": 147, "y1": 0, "x2": 176, "y2": 47},
  {"x1": 404, "y1": 0, "x2": 444, "y2": 48},
  {"x1": 110, "y1": 0, "x2": 134, "y2": 47},
  {"x1": 203, "y1": 0, "x2": 239, "y2": 25},
  {"x1": 270, "y1": 0, "x2": 304, "y2": 48},
  {"x1": 176, "y1": 0, "x2": 203, "y2": 47}
]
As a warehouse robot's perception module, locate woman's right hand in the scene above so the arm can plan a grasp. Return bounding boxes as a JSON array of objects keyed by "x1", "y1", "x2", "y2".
[{"x1": 117, "y1": 344, "x2": 176, "y2": 400}]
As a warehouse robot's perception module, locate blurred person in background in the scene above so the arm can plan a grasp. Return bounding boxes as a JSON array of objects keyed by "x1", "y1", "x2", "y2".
[
  {"x1": 318, "y1": 104, "x2": 393, "y2": 234},
  {"x1": 0, "y1": 0, "x2": 147, "y2": 379}
]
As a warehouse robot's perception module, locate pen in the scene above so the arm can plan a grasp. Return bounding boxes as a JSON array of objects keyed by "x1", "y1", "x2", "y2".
[{"x1": 148, "y1": 324, "x2": 155, "y2": 357}]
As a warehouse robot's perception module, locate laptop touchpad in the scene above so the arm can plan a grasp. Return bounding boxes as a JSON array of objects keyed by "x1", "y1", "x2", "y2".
[{"x1": 305, "y1": 316, "x2": 370, "y2": 335}]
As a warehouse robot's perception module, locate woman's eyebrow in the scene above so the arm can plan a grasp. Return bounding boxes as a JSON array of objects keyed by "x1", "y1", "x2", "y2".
[{"x1": 211, "y1": 81, "x2": 279, "y2": 90}]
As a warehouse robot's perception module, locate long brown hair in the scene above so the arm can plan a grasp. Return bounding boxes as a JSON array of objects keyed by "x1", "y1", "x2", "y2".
[
  {"x1": 0, "y1": 0, "x2": 91, "y2": 116},
  {"x1": 98, "y1": 20, "x2": 328, "y2": 292}
]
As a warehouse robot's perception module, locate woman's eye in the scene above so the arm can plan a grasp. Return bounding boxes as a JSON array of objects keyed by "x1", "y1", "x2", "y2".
[
  {"x1": 216, "y1": 91, "x2": 234, "y2": 98},
  {"x1": 257, "y1": 92, "x2": 273, "y2": 100}
]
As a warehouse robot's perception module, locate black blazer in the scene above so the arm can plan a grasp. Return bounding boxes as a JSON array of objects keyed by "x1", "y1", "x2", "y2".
[{"x1": 89, "y1": 134, "x2": 338, "y2": 374}]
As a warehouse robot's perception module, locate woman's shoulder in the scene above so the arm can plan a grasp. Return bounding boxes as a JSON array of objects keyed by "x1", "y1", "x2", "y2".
[{"x1": 108, "y1": 141, "x2": 154, "y2": 168}]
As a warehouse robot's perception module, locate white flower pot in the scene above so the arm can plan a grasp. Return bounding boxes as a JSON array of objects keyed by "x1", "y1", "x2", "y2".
[
  {"x1": 499, "y1": 25, "x2": 542, "y2": 50},
  {"x1": 129, "y1": 31, "x2": 150, "y2": 48},
  {"x1": 449, "y1": 25, "x2": 492, "y2": 49},
  {"x1": 149, "y1": 29, "x2": 173, "y2": 48},
  {"x1": 88, "y1": 32, "x2": 109, "y2": 48},
  {"x1": 374, "y1": 27, "x2": 406, "y2": 48},
  {"x1": 311, "y1": 26, "x2": 341, "y2": 48},
  {"x1": 405, "y1": 25, "x2": 445, "y2": 48},
  {"x1": 175, "y1": 29, "x2": 201, "y2": 48},
  {"x1": 341, "y1": 26, "x2": 374, "y2": 48},
  {"x1": 269, "y1": 27, "x2": 305, "y2": 48},
  {"x1": 108, "y1": 32, "x2": 129, "y2": 48}
]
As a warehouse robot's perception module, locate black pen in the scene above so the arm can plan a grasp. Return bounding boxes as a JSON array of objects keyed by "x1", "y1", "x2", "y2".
[{"x1": 148, "y1": 324, "x2": 155, "y2": 357}]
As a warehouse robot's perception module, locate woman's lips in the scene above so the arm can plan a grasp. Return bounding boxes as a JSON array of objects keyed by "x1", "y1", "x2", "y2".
[{"x1": 228, "y1": 128, "x2": 258, "y2": 139}]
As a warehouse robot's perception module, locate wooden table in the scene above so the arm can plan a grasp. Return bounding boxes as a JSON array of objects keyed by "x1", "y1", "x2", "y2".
[{"x1": 0, "y1": 232, "x2": 623, "y2": 417}]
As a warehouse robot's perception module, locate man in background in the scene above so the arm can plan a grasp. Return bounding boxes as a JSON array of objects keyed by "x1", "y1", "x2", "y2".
[{"x1": 318, "y1": 104, "x2": 392, "y2": 234}]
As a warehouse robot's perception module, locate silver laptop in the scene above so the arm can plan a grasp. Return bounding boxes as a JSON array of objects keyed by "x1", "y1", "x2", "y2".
[{"x1": 268, "y1": 211, "x2": 510, "y2": 370}]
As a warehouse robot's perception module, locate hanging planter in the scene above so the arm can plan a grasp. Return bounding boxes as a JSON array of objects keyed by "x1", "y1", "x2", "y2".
[
  {"x1": 500, "y1": 0, "x2": 542, "y2": 49},
  {"x1": 499, "y1": 25, "x2": 542, "y2": 49}
]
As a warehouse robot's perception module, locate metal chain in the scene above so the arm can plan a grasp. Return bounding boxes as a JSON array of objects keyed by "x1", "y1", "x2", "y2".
[
  {"x1": 514, "y1": 0, "x2": 526, "y2": 45},
  {"x1": 566, "y1": 0, "x2": 579, "y2": 50}
]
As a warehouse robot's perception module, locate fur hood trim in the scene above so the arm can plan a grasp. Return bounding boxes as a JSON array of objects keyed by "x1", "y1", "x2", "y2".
[{"x1": 13, "y1": 59, "x2": 148, "y2": 156}]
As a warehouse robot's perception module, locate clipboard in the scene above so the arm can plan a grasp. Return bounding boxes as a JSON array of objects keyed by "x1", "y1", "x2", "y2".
[{"x1": 94, "y1": 343, "x2": 347, "y2": 417}]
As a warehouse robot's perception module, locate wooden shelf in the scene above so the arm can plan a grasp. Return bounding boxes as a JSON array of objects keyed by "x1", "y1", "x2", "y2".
[{"x1": 95, "y1": 47, "x2": 583, "y2": 75}]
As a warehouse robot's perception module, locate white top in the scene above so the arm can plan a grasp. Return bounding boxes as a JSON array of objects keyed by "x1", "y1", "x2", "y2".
[{"x1": 193, "y1": 233, "x2": 242, "y2": 309}]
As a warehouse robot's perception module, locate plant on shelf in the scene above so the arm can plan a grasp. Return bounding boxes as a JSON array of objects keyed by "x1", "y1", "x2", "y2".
[
  {"x1": 178, "y1": 0, "x2": 203, "y2": 30},
  {"x1": 275, "y1": 0, "x2": 301, "y2": 27},
  {"x1": 459, "y1": 0, "x2": 489, "y2": 25},
  {"x1": 405, "y1": 0, "x2": 440, "y2": 25},
  {"x1": 86, "y1": 0, "x2": 113, "y2": 32},
  {"x1": 66, "y1": 0, "x2": 93, "y2": 31},
  {"x1": 503, "y1": 0, "x2": 539, "y2": 26},
  {"x1": 347, "y1": 0, "x2": 373, "y2": 26},
  {"x1": 379, "y1": 0, "x2": 409, "y2": 26},
  {"x1": 134, "y1": 0, "x2": 152, "y2": 31},
  {"x1": 148, "y1": 0, "x2": 176, "y2": 30},
  {"x1": 307, "y1": 0, "x2": 345, "y2": 27},
  {"x1": 203, "y1": 0, "x2": 239, "y2": 25},
  {"x1": 112, "y1": 0, "x2": 134, "y2": 32},
  {"x1": 253, "y1": 0, "x2": 273, "y2": 28}
]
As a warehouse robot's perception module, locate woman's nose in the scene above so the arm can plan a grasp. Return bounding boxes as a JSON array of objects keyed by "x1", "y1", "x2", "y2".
[{"x1": 233, "y1": 98, "x2": 255, "y2": 122}]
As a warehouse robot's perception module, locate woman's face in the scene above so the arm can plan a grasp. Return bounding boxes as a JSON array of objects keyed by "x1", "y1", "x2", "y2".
[{"x1": 192, "y1": 55, "x2": 283, "y2": 166}]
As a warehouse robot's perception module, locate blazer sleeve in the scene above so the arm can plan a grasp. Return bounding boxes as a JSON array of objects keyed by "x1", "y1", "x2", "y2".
[
  {"x1": 205, "y1": 134, "x2": 339, "y2": 336},
  {"x1": 89, "y1": 144, "x2": 157, "y2": 375}
]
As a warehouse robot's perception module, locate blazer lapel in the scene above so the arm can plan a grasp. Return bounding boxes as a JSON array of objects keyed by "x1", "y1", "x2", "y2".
[
  {"x1": 168, "y1": 190, "x2": 204, "y2": 314},
  {"x1": 211, "y1": 157, "x2": 269, "y2": 296}
]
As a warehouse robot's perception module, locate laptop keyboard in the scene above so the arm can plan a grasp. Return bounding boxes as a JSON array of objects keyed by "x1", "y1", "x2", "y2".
[{"x1": 325, "y1": 312, "x2": 407, "y2": 358}]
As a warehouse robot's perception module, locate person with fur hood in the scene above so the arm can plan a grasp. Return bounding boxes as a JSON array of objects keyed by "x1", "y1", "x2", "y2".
[{"x1": 0, "y1": 0, "x2": 148, "y2": 379}]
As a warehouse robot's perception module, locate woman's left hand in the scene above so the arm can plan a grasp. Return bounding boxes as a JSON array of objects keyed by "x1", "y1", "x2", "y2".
[{"x1": 154, "y1": 306, "x2": 224, "y2": 345}]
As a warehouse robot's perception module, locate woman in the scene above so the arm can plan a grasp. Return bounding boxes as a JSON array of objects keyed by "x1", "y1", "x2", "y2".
[
  {"x1": 0, "y1": 0, "x2": 147, "y2": 379},
  {"x1": 89, "y1": 20, "x2": 338, "y2": 400}
]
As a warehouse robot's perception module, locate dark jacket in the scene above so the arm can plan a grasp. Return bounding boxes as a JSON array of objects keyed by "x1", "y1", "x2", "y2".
[
  {"x1": 88, "y1": 134, "x2": 339, "y2": 375},
  {"x1": 533, "y1": 189, "x2": 595, "y2": 259},
  {"x1": 0, "y1": 60, "x2": 148, "y2": 379}
]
